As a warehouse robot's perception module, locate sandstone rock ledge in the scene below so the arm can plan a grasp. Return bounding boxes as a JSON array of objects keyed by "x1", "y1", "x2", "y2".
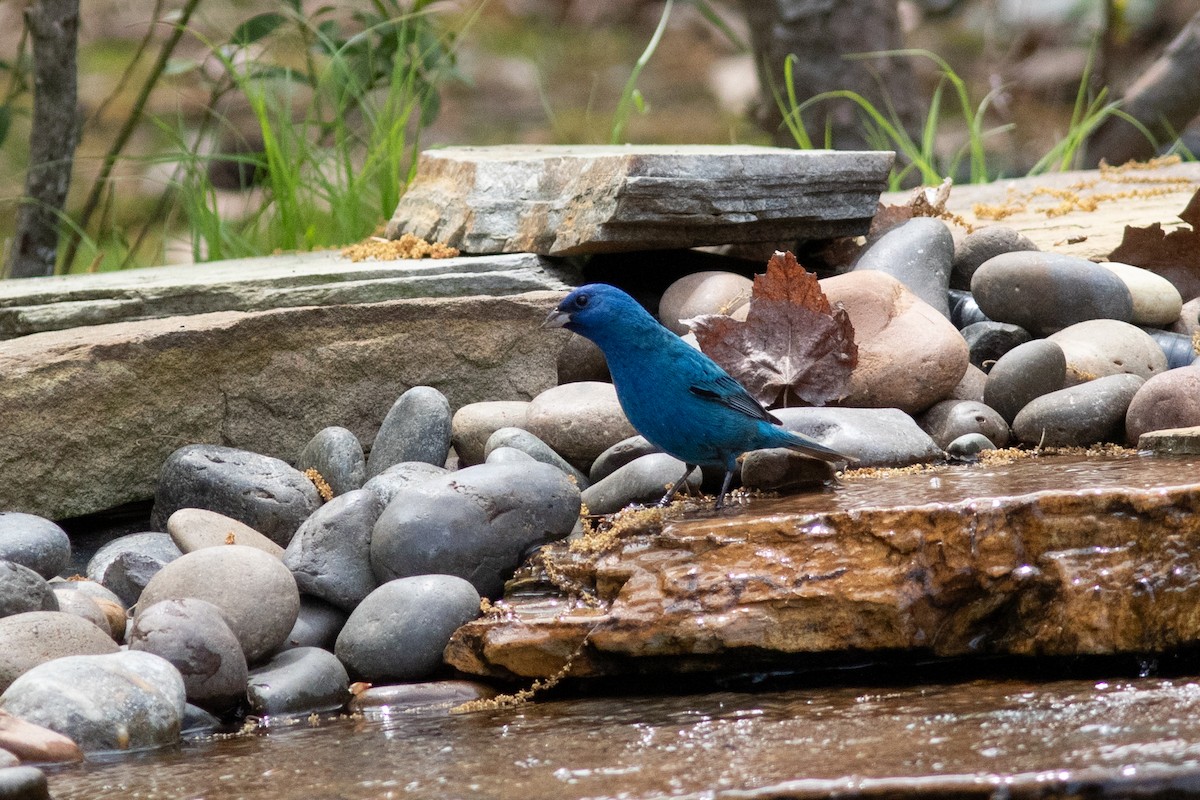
[{"x1": 446, "y1": 454, "x2": 1200, "y2": 680}]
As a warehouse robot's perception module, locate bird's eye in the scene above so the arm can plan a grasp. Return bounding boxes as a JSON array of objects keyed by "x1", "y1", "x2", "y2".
[{"x1": 574, "y1": 293, "x2": 590, "y2": 309}]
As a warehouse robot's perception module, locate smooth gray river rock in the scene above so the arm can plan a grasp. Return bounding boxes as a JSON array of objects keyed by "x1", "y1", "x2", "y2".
[
  {"x1": 918, "y1": 399, "x2": 1011, "y2": 450},
  {"x1": 297, "y1": 426, "x2": 366, "y2": 497},
  {"x1": 281, "y1": 596, "x2": 347, "y2": 651},
  {"x1": 0, "y1": 612, "x2": 120, "y2": 693},
  {"x1": 588, "y1": 435, "x2": 660, "y2": 483},
  {"x1": 365, "y1": 386, "x2": 453, "y2": 476},
  {"x1": 85, "y1": 532, "x2": 182, "y2": 608},
  {"x1": 581, "y1": 453, "x2": 699, "y2": 515},
  {"x1": 1013, "y1": 373, "x2": 1146, "y2": 447},
  {"x1": 852, "y1": 217, "x2": 954, "y2": 318},
  {"x1": 451, "y1": 401, "x2": 531, "y2": 466},
  {"x1": 246, "y1": 646, "x2": 350, "y2": 717},
  {"x1": 360, "y1": 461, "x2": 448, "y2": 507},
  {"x1": 959, "y1": 320, "x2": 1031, "y2": 368},
  {"x1": 523, "y1": 381, "x2": 637, "y2": 471},
  {"x1": 772, "y1": 407, "x2": 943, "y2": 467},
  {"x1": 0, "y1": 563, "x2": 56, "y2": 619},
  {"x1": 483, "y1": 427, "x2": 589, "y2": 488},
  {"x1": 984, "y1": 339, "x2": 1068, "y2": 424},
  {"x1": 283, "y1": 489, "x2": 382, "y2": 612},
  {"x1": 950, "y1": 224, "x2": 1038, "y2": 290},
  {"x1": 1047, "y1": 318, "x2": 1168, "y2": 386},
  {"x1": 0, "y1": 514, "x2": 69, "y2": 580}
]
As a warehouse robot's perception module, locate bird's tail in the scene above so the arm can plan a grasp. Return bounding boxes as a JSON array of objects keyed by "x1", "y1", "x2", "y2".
[{"x1": 774, "y1": 427, "x2": 856, "y2": 463}]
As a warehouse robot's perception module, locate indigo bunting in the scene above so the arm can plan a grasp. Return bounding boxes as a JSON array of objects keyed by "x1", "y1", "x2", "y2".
[{"x1": 544, "y1": 283, "x2": 851, "y2": 509}]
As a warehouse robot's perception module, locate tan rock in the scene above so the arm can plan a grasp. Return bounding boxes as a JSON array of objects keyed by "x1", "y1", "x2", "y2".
[
  {"x1": 1126, "y1": 365, "x2": 1200, "y2": 444},
  {"x1": 523, "y1": 382, "x2": 637, "y2": 470},
  {"x1": 167, "y1": 509, "x2": 285, "y2": 560},
  {"x1": 0, "y1": 710, "x2": 82, "y2": 763},
  {"x1": 1047, "y1": 318, "x2": 1168, "y2": 387},
  {"x1": 445, "y1": 454, "x2": 1200, "y2": 679},
  {"x1": 0, "y1": 612, "x2": 120, "y2": 693},
  {"x1": 820, "y1": 271, "x2": 968, "y2": 413},
  {"x1": 0, "y1": 292, "x2": 563, "y2": 520}
]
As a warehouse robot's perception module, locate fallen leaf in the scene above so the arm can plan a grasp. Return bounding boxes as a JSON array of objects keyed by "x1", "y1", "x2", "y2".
[
  {"x1": 1107, "y1": 187, "x2": 1200, "y2": 300},
  {"x1": 688, "y1": 251, "x2": 857, "y2": 408}
]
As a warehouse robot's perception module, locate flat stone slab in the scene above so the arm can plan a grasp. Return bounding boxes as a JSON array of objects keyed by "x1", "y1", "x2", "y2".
[
  {"x1": 446, "y1": 453, "x2": 1200, "y2": 679},
  {"x1": 0, "y1": 251, "x2": 575, "y2": 339},
  {"x1": 385, "y1": 145, "x2": 894, "y2": 255},
  {"x1": 0, "y1": 291, "x2": 564, "y2": 521},
  {"x1": 1139, "y1": 425, "x2": 1200, "y2": 454}
]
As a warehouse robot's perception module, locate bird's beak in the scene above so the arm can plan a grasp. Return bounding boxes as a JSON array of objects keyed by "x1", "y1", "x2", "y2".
[{"x1": 542, "y1": 309, "x2": 570, "y2": 329}]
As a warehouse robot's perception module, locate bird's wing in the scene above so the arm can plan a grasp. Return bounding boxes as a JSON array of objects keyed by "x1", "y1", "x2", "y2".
[{"x1": 687, "y1": 373, "x2": 780, "y2": 425}]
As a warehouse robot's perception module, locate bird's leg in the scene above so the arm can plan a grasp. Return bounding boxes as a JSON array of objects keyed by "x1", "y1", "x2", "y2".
[
  {"x1": 657, "y1": 464, "x2": 698, "y2": 507},
  {"x1": 713, "y1": 469, "x2": 735, "y2": 510}
]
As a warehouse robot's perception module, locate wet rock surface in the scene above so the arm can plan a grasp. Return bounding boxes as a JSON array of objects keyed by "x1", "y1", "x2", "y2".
[{"x1": 447, "y1": 454, "x2": 1200, "y2": 679}]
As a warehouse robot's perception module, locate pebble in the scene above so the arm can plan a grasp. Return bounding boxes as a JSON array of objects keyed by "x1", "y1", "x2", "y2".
[
  {"x1": 281, "y1": 596, "x2": 347, "y2": 651},
  {"x1": 85, "y1": 532, "x2": 182, "y2": 608},
  {"x1": 588, "y1": 435, "x2": 660, "y2": 483},
  {"x1": 0, "y1": 563, "x2": 56, "y2": 619},
  {"x1": 556, "y1": 332, "x2": 610, "y2": 384},
  {"x1": 0, "y1": 651, "x2": 185, "y2": 753},
  {"x1": 948, "y1": 364, "x2": 987, "y2": 402},
  {"x1": 451, "y1": 401, "x2": 531, "y2": 465},
  {"x1": 127, "y1": 598, "x2": 248, "y2": 713},
  {"x1": 246, "y1": 646, "x2": 349, "y2": 717},
  {"x1": 1125, "y1": 365, "x2": 1200, "y2": 444},
  {"x1": 167, "y1": 508, "x2": 284, "y2": 559},
  {"x1": 1096, "y1": 261, "x2": 1183, "y2": 326},
  {"x1": 917, "y1": 400, "x2": 1011, "y2": 450},
  {"x1": 349, "y1": 680, "x2": 497, "y2": 715},
  {"x1": 1046, "y1": 319, "x2": 1168, "y2": 386},
  {"x1": 334, "y1": 575, "x2": 481, "y2": 682},
  {"x1": 484, "y1": 427, "x2": 590, "y2": 488},
  {"x1": 523, "y1": 382, "x2": 638, "y2": 470},
  {"x1": 136, "y1": 545, "x2": 300, "y2": 664},
  {"x1": 1170, "y1": 296, "x2": 1200, "y2": 336},
  {"x1": 47, "y1": 584, "x2": 111, "y2": 639},
  {"x1": 56, "y1": 580, "x2": 127, "y2": 639},
  {"x1": 484, "y1": 446, "x2": 539, "y2": 466},
  {"x1": 948, "y1": 289, "x2": 990, "y2": 328},
  {"x1": 283, "y1": 489, "x2": 382, "y2": 612},
  {"x1": 0, "y1": 766, "x2": 48, "y2": 798},
  {"x1": 984, "y1": 339, "x2": 1068, "y2": 424},
  {"x1": 951, "y1": 225, "x2": 1038, "y2": 291},
  {"x1": 959, "y1": 321, "x2": 1031, "y2": 369},
  {"x1": 657, "y1": 271, "x2": 753, "y2": 335},
  {"x1": 581, "y1": 453, "x2": 700, "y2": 515},
  {"x1": 0, "y1": 514, "x2": 70, "y2": 580},
  {"x1": 971, "y1": 251, "x2": 1134, "y2": 336},
  {"x1": 297, "y1": 426, "x2": 366, "y2": 496},
  {"x1": 740, "y1": 449, "x2": 838, "y2": 494},
  {"x1": 772, "y1": 407, "x2": 943, "y2": 467},
  {"x1": 946, "y1": 432, "x2": 998, "y2": 458},
  {"x1": 821, "y1": 270, "x2": 969, "y2": 413},
  {"x1": 0, "y1": 710, "x2": 81, "y2": 763},
  {"x1": 151, "y1": 444, "x2": 322, "y2": 547},
  {"x1": 1013, "y1": 373, "x2": 1145, "y2": 447},
  {"x1": 852, "y1": 217, "x2": 955, "y2": 318},
  {"x1": 366, "y1": 386, "x2": 453, "y2": 477},
  {"x1": 361, "y1": 461, "x2": 448, "y2": 507},
  {"x1": 1142, "y1": 328, "x2": 1200, "y2": 369},
  {"x1": 181, "y1": 704, "x2": 221, "y2": 737},
  {"x1": 370, "y1": 462, "x2": 581, "y2": 598},
  {"x1": 0, "y1": 612, "x2": 120, "y2": 694}
]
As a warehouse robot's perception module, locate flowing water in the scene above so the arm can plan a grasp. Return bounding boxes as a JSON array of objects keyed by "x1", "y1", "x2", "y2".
[{"x1": 44, "y1": 454, "x2": 1200, "y2": 799}]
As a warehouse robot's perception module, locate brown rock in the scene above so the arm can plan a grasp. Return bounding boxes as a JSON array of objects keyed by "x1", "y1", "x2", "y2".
[
  {"x1": 451, "y1": 401, "x2": 531, "y2": 466},
  {"x1": 947, "y1": 363, "x2": 987, "y2": 403},
  {"x1": 0, "y1": 292, "x2": 563, "y2": 520},
  {"x1": 0, "y1": 710, "x2": 82, "y2": 763},
  {"x1": 166, "y1": 509, "x2": 285, "y2": 560},
  {"x1": 523, "y1": 382, "x2": 637, "y2": 470},
  {"x1": 820, "y1": 271, "x2": 969, "y2": 413},
  {"x1": 0, "y1": 612, "x2": 120, "y2": 693},
  {"x1": 1126, "y1": 365, "x2": 1200, "y2": 444},
  {"x1": 445, "y1": 454, "x2": 1200, "y2": 679}
]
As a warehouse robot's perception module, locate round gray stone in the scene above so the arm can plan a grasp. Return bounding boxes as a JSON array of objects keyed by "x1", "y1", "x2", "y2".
[
  {"x1": 246, "y1": 646, "x2": 349, "y2": 717},
  {"x1": 0, "y1": 513, "x2": 70, "y2": 580},
  {"x1": 370, "y1": 462, "x2": 581, "y2": 598},
  {"x1": 297, "y1": 426, "x2": 366, "y2": 496},
  {"x1": 283, "y1": 489, "x2": 383, "y2": 612},
  {"x1": 589, "y1": 435, "x2": 659, "y2": 483},
  {"x1": 136, "y1": 545, "x2": 300, "y2": 664},
  {"x1": 740, "y1": 449, "x2": 838, "y2": 494},
  {"x1": 128, "y1": 598, "x2": 248, "y2": 713},
  {"x1": 280, "y1": 595, "x2": 347, "y2": 651},
  {"x1": 1013, "y1": 373, "x2": 1146, "y2": 447},
  {"x1": 361, "y1": 461, "x2": 448, "y2": 507},
  {"x1": 984, "y1": 339, "x2": 1068, "y2": 425},
  {"x1": 959, "y1": 321, "x2": 1032, "y2": 370},
  {"x1": 946, "y1": 432, "x2": 999, "y2": 458},
  {"x1": 772, "y1": 407, "x2": 943, "y2": 467},
  {"x1": 971, "y1": 251, "x2": 1134, "y2": 336},
  {"x1": 451, "y1": 401, "x2": 531, "y2": 466},
  {"x1": 366, "y1": 386, "x2": 453, "y2": 477},
  {"x1": 0, "y1": 562, "x2": 57, "y2": 619},
  {"x1": 86, "y1": 532, "x2": 182, "y2": 608},
  {"x1": 0, "y1": 650, "x2": 185, "y2": 753},
  {"x1": 853, "y1": 217, "x2": 955, "y2": 318},
  {"x1": 484, "y1": 427, "x2": 589, "y2": 488},
  {"x1": 918, "y1": 400, "x2": 1011, "y2": 450},
  {"x1": 949, "y1": 289, "x2": 991, "y2": 329},
  {"x1": 335, "y1": 575, "x2": 480, "y2": 682},
  {"x1": 0, "y1": 611, "x2": 120, "y2": 694},
  {"x1": 0, "y1": 767, "x2": 47, "y2": 798},
  {"x1": 581, "y1": 453, "x2": 699, "y2": 515},
  {"x1": 951, "y1": 225, "x2": 1038, "y2": 291},
  {"x1": 484, "y1": 446, "x2": 539, "y2": 466},
  {"x1": 151, "y1": 444, "x2": 322, "y2": 547}
]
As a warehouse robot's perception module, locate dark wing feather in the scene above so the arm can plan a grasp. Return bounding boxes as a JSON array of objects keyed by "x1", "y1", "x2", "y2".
[{"x1": 688, "y1": 374, "x2": 780, "y2": 424}]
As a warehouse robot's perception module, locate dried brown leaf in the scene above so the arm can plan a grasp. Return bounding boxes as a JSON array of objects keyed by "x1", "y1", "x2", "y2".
[
  {"x1": 1107, "y1": 187, "x2": 1200, "y2": 300},
  {"x1": 690, "y1": 251, "x2": 857, "y2": 408}
]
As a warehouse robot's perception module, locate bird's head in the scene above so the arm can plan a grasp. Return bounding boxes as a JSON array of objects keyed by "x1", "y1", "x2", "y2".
[{"x1": 542, "y1": 283, "x2": 644, "y2": 338}]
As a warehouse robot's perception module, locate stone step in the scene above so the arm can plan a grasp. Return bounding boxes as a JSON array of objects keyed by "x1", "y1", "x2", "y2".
[
  {"x1": 385, "y1": 144, "x2": 894, "y2": 256},
  {"x1": 0, "y1": 251, "x2": 577, "y2": 339}
]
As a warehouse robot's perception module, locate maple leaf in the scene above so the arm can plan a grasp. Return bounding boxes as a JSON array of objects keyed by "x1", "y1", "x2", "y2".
[
  {"x1": 1107, "y1": 187, "x2": 1200, "y2": 300},
  {"x1": 688, "y1": 251, "x2": 857, "y2": 408}
]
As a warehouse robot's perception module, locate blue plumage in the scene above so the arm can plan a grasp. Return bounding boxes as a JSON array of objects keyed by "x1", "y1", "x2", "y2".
[{"x1": 544, "y1": 283, "x2": 851, "y2": 509}]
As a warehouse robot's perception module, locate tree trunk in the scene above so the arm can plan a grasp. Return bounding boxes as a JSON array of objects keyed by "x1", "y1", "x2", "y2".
[
  {"x1": 1084, "y1": 10, "x2": 1200, "y2": 168},
  {"x1": 5, "y1": 0, "x2": 80, "y2": 279},
  {"x1": 739, "y1": 0, "x2": 922, "y2": 152}
]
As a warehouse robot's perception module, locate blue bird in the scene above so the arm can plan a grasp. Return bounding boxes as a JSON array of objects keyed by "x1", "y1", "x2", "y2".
[{"x1": 543, "y1": 283, "x2": 852, "y2": 509}]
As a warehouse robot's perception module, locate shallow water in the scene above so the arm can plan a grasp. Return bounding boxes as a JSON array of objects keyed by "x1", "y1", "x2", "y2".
[{"x1": 45, "y1": 454, "x2": 1200, "y2": 799}]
